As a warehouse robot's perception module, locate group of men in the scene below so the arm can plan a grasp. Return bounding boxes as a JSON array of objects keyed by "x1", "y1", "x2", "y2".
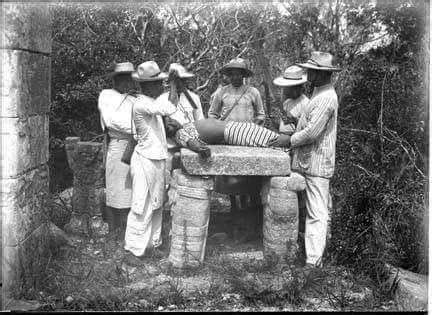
[{"x1": 97, "y1": 51, "x2": 340, "y2": 269}]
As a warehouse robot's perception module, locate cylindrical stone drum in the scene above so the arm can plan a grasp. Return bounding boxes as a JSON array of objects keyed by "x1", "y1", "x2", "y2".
[
  {"x1": 261, "y1": 175, "x2": 304, "y2": 259},
  {"x1": 168, "y1": 170, "x2": 213, "y2": 268}
]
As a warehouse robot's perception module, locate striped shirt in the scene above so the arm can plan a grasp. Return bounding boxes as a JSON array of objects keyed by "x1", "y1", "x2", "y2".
[
  {"x1": 208, "y1": 84, "x2": 265, "y2": 122},
  {"x1": 291, "y1": 83, "x2": 338, "y2": 178},
  {"x1": 224, "y1": 121, "x2": 278, "y2": 147}
]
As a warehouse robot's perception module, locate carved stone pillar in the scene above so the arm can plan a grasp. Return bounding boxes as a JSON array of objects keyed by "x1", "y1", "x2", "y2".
[{"x1": 63, "y1": 137, "x2": 106, "y2": 236}]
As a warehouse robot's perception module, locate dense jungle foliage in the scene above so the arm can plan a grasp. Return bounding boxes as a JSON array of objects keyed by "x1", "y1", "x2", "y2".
[{"x1": 49, "y1": 1, "x2": 428, "y2": 276}]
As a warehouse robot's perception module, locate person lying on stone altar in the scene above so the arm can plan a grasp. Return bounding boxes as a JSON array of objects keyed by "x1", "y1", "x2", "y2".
[{"x1": 163, "y1": 116, "x2": 292, "y2": 158}]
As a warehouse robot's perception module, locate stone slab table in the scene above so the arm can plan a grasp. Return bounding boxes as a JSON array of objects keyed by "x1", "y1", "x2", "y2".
[{"x1": 168, "y1": 145, "x2": 306, "y2": 268}]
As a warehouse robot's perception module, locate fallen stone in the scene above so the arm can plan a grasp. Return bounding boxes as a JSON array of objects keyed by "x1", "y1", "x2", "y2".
[
  {"x1": 138, "y1": 299, "x2": 151, "y2": 308},
  {"x1": 46, "y1": 221, "x2": 74, "y2": 248},
  {"x1": 385, "y1": 264, "x2": 427, "y2": 311},
  {"x1": 3, "y1": 298, "x2": 41, "y2": 311},
  {"x1": 181, "y1": 145, "x2": 291, "y2": 176},
  {"x1": 225, "y1": 250, "x2": 264, "y2": 261}
]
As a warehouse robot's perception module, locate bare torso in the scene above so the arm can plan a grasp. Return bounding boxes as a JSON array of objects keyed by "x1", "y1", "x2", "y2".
[{"x1": 193, "y1": 118, "x2": 227, "y2": 144}]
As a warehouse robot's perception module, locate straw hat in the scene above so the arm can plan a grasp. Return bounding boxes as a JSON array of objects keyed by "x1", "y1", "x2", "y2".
[
  {"x1": 297, "y1": 51, "x2": 341, "y2": 72},
  {"x1": 108, "y1": 62, "x2": 135, "y2": 77},
  {"x1": 169, "y1": 63, "x2": 195, "y2": 79},
  {"x1": 273, "y1": 65, "x2": 307, "y2": 87},
  {"x1": 132, "y1": 61, "x2": 168, "y2": 82},
  {"x1": 220, "y1": 58, "x2": 253, "y2": 77}
]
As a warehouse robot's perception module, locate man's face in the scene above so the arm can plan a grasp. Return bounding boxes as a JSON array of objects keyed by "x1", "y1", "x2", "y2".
[
  {"x1": 283, "y1": 86, "x2": 302, "y2": 99},
  {"x1": 140, "y1": 80, "x2": 164, "y2": 98},
  {"x1": 306, "y1": 69, "x2": 320, "y2": 86},
  {"x1": 113, "y1": 73, "x2": 134, "y2": 91},
  {"x1": 226, "y1": 68, "x2": 244, "y2": 87}
]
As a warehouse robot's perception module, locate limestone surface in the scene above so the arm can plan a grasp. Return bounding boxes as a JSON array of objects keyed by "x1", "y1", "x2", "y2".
[
  {"x1": 1, "y1": 115, "x2": 49, "y2": 178},
  {"x1": 2, "y1": 3, "x2": 51, "y2": 53},
  {"x1": 1, "y1": 50, "x2": 51, "y2": 117},
  {"x1": 1, "y1": 165, "x2": 49, "y2": 246},
  {"x1": 181, "y1": 145, "x2": 291, "y2": 176},
  {"x1": 386, "y1": 265, "x2": 428, "y2": 311},
  {"x1": 270, "y1": 172, "x2": 306, "y2": 191},
  {"x1": 172, "y1": 169, "x2": 214, "y2": 190}
]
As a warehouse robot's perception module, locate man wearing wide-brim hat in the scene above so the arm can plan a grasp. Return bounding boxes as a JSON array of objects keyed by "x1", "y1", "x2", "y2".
[
  {"x1": 123, "y1": 61, "x2": 178, "y2": 266},
  {"x1": 98, "y1": 62, "x2": 136, "y2": 244},
  {"x1": 208, "y1": 57, "x2": 266, "y2": 242},
  {"x1": 272, "y1": 65, "x2": 310, "y2": 135},
  {"x1": 157, "y1": 63, "x2": 205, "y2": 208},
  {"x1": 269, "y1": 51, "x2": 341, "y2": 270}
]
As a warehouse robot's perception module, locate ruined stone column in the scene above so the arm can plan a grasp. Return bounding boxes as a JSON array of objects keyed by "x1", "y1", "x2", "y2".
[
  {"x1": 1, "y1": 2, "x2": 51, "y2": 302},
  {"x1": 168, "y1": 169, "x2": 214, "y2": 268},
  {"x1": 261, "y1": 172, "x2": 306, "y2": 261},
  {"x1": 63, "y1": 137, "x2": 106, "y2": 237}
]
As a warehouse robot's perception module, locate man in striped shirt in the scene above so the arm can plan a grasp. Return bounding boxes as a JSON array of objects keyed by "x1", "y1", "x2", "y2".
[{"x1": 269, "y1": 51, "x2": 341, "y2": 269}]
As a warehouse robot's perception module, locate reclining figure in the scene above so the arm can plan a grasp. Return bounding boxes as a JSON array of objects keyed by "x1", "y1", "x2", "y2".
[{"x1": 165, "y1": 117, "x2": 291, "y2": 158}]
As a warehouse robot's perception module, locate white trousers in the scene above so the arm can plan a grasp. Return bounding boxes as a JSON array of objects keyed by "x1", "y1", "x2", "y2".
[
  {"x1": 124, "y1": 152, "x2": 165, "y2": 257},
  {"x1": 124, "y1": 208, "x2": 162, "y2": 257},
  {"x1": 304, "y1": 175, "x2": 330, "y2": 266}
]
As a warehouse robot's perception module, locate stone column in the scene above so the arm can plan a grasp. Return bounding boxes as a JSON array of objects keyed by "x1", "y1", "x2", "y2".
[
  {"x1": 63, "y1": 137, "x2": 106, "y2": 237},
  {"x1": 1, "y1": 3, "x2": 51, "y2": 301},
  {"x1": 261, "y1": 172, "x2": 306, "y2": 261},
  {"x1": 168, "y1": 169, "x2": 214, "y2": 268}
]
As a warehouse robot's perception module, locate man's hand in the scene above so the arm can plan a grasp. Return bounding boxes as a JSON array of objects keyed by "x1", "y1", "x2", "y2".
[
  {"x1": 163, "y1": 116, "x2": 182, "y2": 137},
  {"x1": 253, "y1": 118, "x2": 264, "y2": 126},
  {"x1": 267, "y1": 134, "x2": 291, "y2": 147},
  {"x1": 187, "y1": 138, "x2": 211, "y2": 159}
]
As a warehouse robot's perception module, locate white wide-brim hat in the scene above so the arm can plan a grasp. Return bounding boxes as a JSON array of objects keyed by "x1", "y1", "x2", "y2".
[
  {"x1": 169, "y1": 63, "x2": 195, "y2": 79},
  {"x1": 107, "y1": 62, "x2": 135, "y2": 77},
  {"x1": 297, "y1": 51, "x2": 342, "y2": 72},
  {"x1": 273, "y1": 65, "x2": 308, "y2": 87},
  {"x1": 132, "y1": 61, "x2": 168, "y2": 82}
]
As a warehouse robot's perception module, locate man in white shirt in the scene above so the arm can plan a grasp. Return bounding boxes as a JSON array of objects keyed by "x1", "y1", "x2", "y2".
[
  {"x1": 98, "y1": 62, "x2": 136, "y2": 242},
  {"x1": 272, "y1": 65, "x2": 309, "y2": 136},
  {"x1": 158, "y1": 63, "x2": 204, "y2": 206},
  {"x1": 272, "y1": 65, "x2": 309, "y2": 266},
  {"x1": 123, "y1": 61, "x2": 178, "y2": 266}
]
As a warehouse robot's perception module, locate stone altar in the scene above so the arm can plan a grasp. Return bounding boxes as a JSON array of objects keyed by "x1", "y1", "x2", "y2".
[{"x1": 168, "y1": 145, "x2": 306, "y2": 268}]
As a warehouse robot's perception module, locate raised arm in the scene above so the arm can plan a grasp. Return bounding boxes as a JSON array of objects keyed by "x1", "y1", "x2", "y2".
[{"x1": 133, "y1": 94, "x2": 177, "y2": 116}]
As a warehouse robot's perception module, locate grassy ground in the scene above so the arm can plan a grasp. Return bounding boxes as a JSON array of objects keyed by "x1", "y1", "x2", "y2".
[{"x1": 30, "y1": 193, "x2": 398, "y2": 312}]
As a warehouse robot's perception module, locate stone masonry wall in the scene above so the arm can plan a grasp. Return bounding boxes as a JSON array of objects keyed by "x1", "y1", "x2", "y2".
[{"x1": 1, "y1": 3, "x2": 51, "y2": 302}]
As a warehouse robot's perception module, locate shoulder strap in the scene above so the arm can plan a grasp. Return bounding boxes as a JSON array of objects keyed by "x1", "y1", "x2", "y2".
[
  {"x1": 130, "y1": 97, "x2": 135, "y2": 137},
  {"x1": 220, "y1": 86, "x2": 249, "y2": 121}
]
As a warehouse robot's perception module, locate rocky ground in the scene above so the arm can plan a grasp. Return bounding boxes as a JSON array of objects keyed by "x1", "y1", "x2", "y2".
[{"x1": 19, "y1": 193, "x2": 400, "y2": 312}]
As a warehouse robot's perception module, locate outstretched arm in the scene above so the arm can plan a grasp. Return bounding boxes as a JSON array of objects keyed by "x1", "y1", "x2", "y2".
[{"x1": 175, "y1": 127, "x2": 211, "y2": 159}]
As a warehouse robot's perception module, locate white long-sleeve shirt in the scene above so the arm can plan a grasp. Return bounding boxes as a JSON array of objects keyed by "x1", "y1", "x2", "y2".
[
  {"x1": 98, "y1": 89, "x2": 134, "y2": 138},
  {"x1": 278, "y1": 94, "x2": 310, "y2": 135},
  {"x1": 132, "y1": 94, "x2": 176, "y2": 160}
]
